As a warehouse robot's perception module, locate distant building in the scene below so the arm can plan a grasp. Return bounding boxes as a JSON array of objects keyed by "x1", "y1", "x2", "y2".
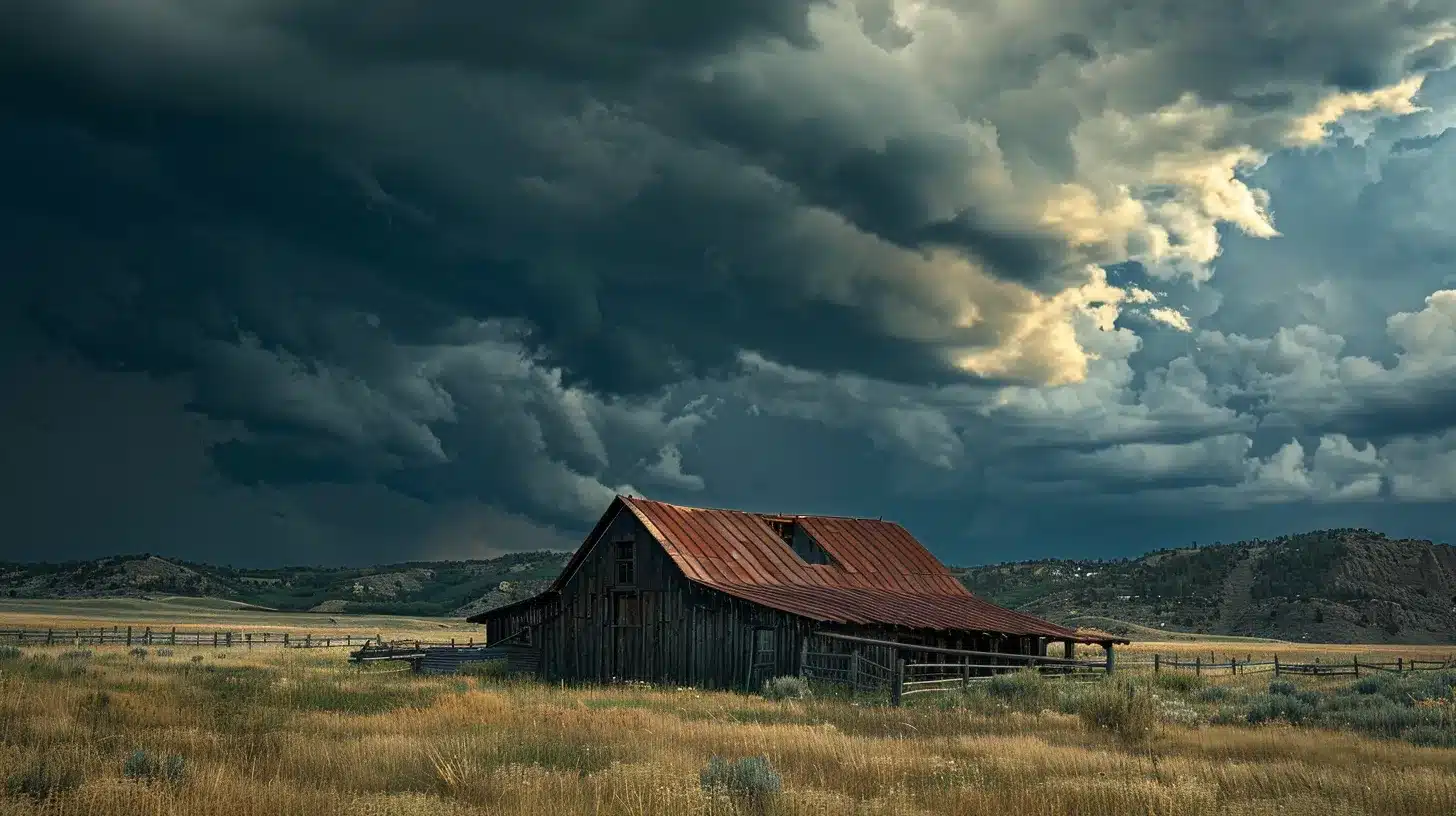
[{"x1": 468, "y1": 495, "x2": 1123, "y2": 690}]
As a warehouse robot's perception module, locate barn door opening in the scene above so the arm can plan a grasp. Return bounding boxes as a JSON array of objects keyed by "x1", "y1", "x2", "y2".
[
  {"x1": 611, "y1": 591, "x2": 642, "y2": 680},
  {"x1": 749, "y1": 627, "x2": 776, "y2": 689}
]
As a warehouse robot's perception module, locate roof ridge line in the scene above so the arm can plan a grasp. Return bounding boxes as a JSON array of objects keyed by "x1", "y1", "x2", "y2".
[{"x1": 619, "y1": 494, "x2": 898, "y2": 524}]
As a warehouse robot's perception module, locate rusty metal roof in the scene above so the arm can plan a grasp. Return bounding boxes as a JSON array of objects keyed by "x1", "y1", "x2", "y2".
[{"x1": 587, "y1": 496, "x2": 1088, "y2": 641}]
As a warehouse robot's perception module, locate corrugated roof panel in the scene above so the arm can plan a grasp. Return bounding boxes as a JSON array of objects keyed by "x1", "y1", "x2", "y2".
[{"x1": 545, "y1": 495, "x2": 1091, "y2": 641}]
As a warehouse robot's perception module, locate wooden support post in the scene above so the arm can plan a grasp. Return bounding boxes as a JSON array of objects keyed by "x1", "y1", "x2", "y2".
[
  {"x1": 144, "y1": 627, "x2": 151, "y2": 645},
  {"x1": 1103, "y1": 643, "x2": 1116, "y2": 676},
  {"x1": 1397, "y1": 657, "x2": 1403, "y2": 674},
  {"x1": 962, "y1": 659, "x2": 971, "y2": 690},
  {"x1": 798, "y1": 636, "x2": 809, "y2": 678},
  {"x1": 1353, "y1": 655, "x2": 1360, "y2": 677},
  {"x1": 851, "y1": 651, "x2": 862, "y2": 693},
  {"x1": 171, "y1": 627, "x2": 177, "y2": 646},
  {"x1": 246, "y1": 633, "x2": 252, "y2": 649},
  {"x1": 1154, "y1": 654, "x2": 1160, "y2": 674},
  {"x1": 283, "y1": 633, "x2": 289, "y2": 648},
  {"x1": 892, "y1": 659, "x2": 905, "y2": 707},
  {"x1": 1273, "y1": 655, "x2": 1280, "y2": 676},
  {"x1": 126, "y1": 626, "x2": 133, "y2": 646},
  {"x1": 213, "y1": 632, "x2": 218, "y2": 648},
  {"x1": 305, "y1": 633, "x2": 312, "y2": 648},
  {"x1": 46, "y1": 628, "x2": 54, "y2": 646},
  {"x1": 1195, "y1": 656, "x2": 1201, "y2": 676}
]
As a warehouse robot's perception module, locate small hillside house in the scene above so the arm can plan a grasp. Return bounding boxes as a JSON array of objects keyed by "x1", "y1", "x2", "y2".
[{"x1": 468, "y1": 496, "x2": 1123, "y2": 690}]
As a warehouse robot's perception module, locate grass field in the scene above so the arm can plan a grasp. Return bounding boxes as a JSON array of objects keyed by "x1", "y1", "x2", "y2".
[
  {"x1": 1118, "y1": 639, "x2": 1456, "y2": 664},
  {"x1": 0, "y1": 598, "x2": 476, "y2": 640},
  {"x1": 2, "y1": 642, "x2": 1456, "y2": 815}
]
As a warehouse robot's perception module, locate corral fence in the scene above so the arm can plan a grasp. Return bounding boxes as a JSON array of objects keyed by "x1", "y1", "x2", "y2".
[
  {"x1": 0, "y1": 626, "x2": 385, "y2": 649},
  {"x1": 348, "y1": 637, "x2": 538, "y2": 675},
  {"x1": 1131, "y1": 653, "x2": 1455, "y2": 678},
  {"x1": 801, "y1": 631, "x2": 1114, "y2": 706}
]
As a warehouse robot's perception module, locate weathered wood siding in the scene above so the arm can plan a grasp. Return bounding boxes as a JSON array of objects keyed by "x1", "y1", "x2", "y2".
[
  {"x1": 480, "y1": 506, "x2": 1045, "y2": 690},
  {"x1": 484, "y1": 506, "x2": 812, "y2": 690}
]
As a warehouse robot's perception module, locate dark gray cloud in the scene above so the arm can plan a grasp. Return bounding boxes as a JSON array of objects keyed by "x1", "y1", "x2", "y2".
[{"x1": 2, "y1": 0, "x2": 1456, "y2": 566}]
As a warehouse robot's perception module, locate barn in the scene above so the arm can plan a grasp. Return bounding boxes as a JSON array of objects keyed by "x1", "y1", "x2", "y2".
[{"x1": 467, "y1": 495, "x2": 1123, "y2": 691}]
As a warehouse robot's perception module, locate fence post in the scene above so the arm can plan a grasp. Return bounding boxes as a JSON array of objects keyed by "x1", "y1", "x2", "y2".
[
  {"x1": 306, "y1": 634, "x2": 312, "y2": 648},
  {"x1": 213, "y1": 632, "x2": 218, "y2": 648},
  {"x1": 1353, "y1": 655, "x2": 1360, "y2": 677},
  {"x1": 1397, "y1": 657, "x2": 1403, "y2": 674},
  {"x1": 1153, "y1": 654, "x2": 1160, "y2": 674},
  {"x1": 125, "y1": 626, "x2": 133, "y2": 647},
  {"x1": 891, "y1": 659, "x2": 905, "y2": 707},
  {"x1": 246, "y1": 633, "x2": 252, "y2": 649},
  {"x1": 1195, "y1": 656, "x2": 1201, "y2": 676},
  {"x1": 1273, "y1": 655, "x2": 1280, "y2": 676},
  {"x1": 171, "y1": 627, "x2": 177, "y2": 646},
  {"x1": 283, "y1": 633, "x2": 289, "y2": 648},
  {"x1": 962, "y1": 659, "x2": 971, "y2": 690},
  {"x1": 1104, "y1": 644, "x2": 1115, "y2": 675}
]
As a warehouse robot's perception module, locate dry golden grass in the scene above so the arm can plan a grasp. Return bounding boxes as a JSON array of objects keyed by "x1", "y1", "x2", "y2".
[
  {"x1": 0, "y1": 598, "x2": 475, "y2": 642},
  {"x1": 1, "y1": 644, "x2": 1454, "y2": 815},
  {"x1": 1119, "y1": 639, "x2": 1456, "y2": 664}
]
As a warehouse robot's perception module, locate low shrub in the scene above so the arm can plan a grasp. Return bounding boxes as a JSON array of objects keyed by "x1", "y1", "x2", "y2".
[
  {"x1": 59, "y1": 649, "x2": 92, "y2": 661},
  {"x1": 1327, "y1": 698, "x2": 1436, "y2": 739},
  {"x1": 190, "y1": 655, "x2": 205, "y2": 664},
  {"x1": 0, "y1": 645, "x2": 21, "y2": 660},
  {"x1": 122, "y1": 749, "x2": 186, "y2": 785},
  {"x1": 5, "y1": 755, "x2": 85, "y2": 800},
  {"x1": 1076, "y1": 680, "x2": 1159, "y2": 743},
  {"x1": 761, "y1": 675, "x2": 812, "y2": 701},
  {"x1": 128, "y1": 647, "x2": 149, "y2": 660},
  {"x1": 1156, "y1": 696, "x2": 1204, "y2": 727},
  {"x1": 1268, "y1": 679, "x2": 1298, "y2": 696},
  {"x1": 1402, "y1": 725, "x2": 1456, "y2": 748},
  {"x1": 1194, "y1": 685, "x2": 1233, "y2": 703},
  {"x1": 155, "y1": 649, "x2": 174, "y2": 658},
  {"x1": 700, "y1": 756, "x2": 782, "y2": 806},
  {"x1": 986, "y1": 669, "x2": 1058, "y2": 713},
  {"x1": 1246, "y1": 693, "x2": 1316, "y2": 726}
]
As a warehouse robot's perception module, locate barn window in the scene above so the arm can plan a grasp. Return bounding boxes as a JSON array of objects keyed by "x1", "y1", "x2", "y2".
[
  {"x1": 614, "y1": 592, "x2": 641, "y2": 627},
  {"x1": 765, "y1": 519, "x2": 834, "y2": 566},
  {"x1": 754, "y1": 628, "x2": 775, "y2": 655},
  {"x1": 614, "y1": 539, "x2": 636, "y2": 585}
]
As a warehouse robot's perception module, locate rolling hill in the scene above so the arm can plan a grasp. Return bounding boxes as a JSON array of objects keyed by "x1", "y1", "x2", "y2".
[
  {"x1": 954, "y1": 528, "x2": 1456, "y2": 644},
  {"x1": 4, "y1": 527, "x2": 1452, "y2": 642},
  {"x1": 0, "y1": 551, "x2": 568, "y2": 618}
]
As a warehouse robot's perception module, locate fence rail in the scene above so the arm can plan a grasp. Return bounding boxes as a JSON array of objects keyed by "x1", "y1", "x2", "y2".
[
  {"x1": 1140, "y1": 653, "x2": 1454, "y2": 678},
  {"x1": 802, "y1": 631, "x2": 1113, "y2": 706},
  {"x1": 0, "y1": 627, "x2": 386, "y2": 649}
]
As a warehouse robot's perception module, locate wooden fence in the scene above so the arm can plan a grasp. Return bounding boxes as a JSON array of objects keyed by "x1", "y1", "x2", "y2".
[
  {"x1": 0, "y1": 626, "x2": 383, "y2": 649},
  {"x1": 802, "y1": 631, "x2": 1112, "y2": 706},
  {"x1": 1138, "y1": 654, "x2": 1455, "y2": 678}
]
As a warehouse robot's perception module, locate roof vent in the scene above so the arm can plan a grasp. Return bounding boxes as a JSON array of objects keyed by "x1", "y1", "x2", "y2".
[{"x1": 766, "y1": 518, "x2": 834, "y2": 566}]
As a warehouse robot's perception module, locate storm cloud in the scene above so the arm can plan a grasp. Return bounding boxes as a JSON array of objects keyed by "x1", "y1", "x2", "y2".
[{"x1": 2, "y1": 0, "x2": 1456, "y2": 566}]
